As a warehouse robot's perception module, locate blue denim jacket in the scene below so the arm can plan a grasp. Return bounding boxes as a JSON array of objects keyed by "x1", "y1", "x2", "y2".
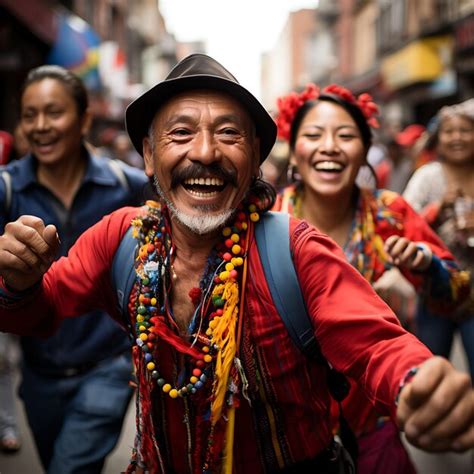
[{"x1": 0, "y1": 149, "x2": 148, "y2": 371}]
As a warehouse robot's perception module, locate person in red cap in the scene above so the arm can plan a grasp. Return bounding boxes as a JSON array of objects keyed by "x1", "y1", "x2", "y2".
[{"x1": 0, "y1": 55, "x2": 472, "y2": 474}]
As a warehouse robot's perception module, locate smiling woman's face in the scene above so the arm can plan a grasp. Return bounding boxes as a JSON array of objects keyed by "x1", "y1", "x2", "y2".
[
  {"x1": 20, "y1": 78, "x2": 89, "y2": 165},
  {"x1": 291, "y1": 100, "x2": 366, "y2": 198},
  {"x1": 437, "y1": 114, "x2": 474, "y2": 165}
]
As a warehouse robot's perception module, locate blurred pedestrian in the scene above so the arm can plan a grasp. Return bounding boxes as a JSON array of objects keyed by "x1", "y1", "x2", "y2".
[
  {"x1": 0, "y1": 130, "x2": 21, "y2": 454},
  {"x1": 112, "y1": 131, "x2": 144, "y2": 169},
  {"x1": 404, "y1": 99, "x2": 474, "y2": 380},
  {"x1": 0, "y1": 65, "x2": 148, "y2": 473},
  {"x1": 273, "y1": 83, "x2": 470, "y2": 473}
]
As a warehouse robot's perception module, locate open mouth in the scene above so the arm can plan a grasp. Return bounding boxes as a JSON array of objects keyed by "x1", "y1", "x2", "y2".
[
  {"x1": 313, "y1": 160, "x2": 344, "y2": 173},
  {"x1": 182, "y1": 177, "x2": 226, "y2": 197}
]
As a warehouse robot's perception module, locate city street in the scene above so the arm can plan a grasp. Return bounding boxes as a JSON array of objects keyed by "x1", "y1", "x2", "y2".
[{"x1": 0, "y1": 336, "x2": 472, "y2": 473}]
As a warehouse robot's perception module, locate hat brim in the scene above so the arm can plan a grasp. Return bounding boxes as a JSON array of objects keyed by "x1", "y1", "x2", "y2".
[{"x1": 125, "y1": 75, "x2": 276, "y2": 164}]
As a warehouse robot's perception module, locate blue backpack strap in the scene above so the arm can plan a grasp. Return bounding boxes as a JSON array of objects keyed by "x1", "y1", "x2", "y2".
[
  {"x1": 255, "y1": 212, "x2": 350, "y2": 398},
  {"x1": 254, "y1": 211, "x2": 323, "y2": 361},
  {"x1": 111, "y1": 226, "x2": 137, "y2": 334},
  {"x1": 255, "y1": 212, "x2": 357, "y2": 462}
]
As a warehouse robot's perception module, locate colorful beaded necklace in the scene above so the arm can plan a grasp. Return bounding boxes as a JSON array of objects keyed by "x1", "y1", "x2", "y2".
[
  {"x1": 280, "y1": 185, "x2": 402, "y2": 282},
  {"x1": 128, "y1": 199, "x2": 261, "y2": 473}
]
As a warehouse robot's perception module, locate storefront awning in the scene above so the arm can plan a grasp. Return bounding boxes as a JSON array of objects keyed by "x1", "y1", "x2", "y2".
[{"x1": 381, "y1": 36, "x2": 453, "y2": 91}]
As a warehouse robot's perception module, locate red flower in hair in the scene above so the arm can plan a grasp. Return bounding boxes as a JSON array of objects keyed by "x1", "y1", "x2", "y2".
[
  {"x1": 275, "y1": 83, "x2": 320, "y2": 142},
  {"x1": 275, "y1": 83, "x2": 380, "y2": 143},
  {"x1": 322, "y1": 84, "x2": 380, "y2": 128}
]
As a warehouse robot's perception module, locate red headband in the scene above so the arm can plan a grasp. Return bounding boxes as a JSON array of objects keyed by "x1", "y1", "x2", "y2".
[{"x1": 275, "y1": 83, "x2": 380, "y2": 142}]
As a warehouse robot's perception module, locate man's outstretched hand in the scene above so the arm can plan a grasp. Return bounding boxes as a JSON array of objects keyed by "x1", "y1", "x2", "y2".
[
  {"x1": 0, "y1": 215, "x2": 60, "y2": 291},
  {"x1": 397, "y1": 356, "x2": 474, "y2": 452}
]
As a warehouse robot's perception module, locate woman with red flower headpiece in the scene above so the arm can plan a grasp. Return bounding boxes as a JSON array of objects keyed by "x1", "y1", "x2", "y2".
[{"x1": 273, "y1": 84, "x2": 470, "y2": 474}]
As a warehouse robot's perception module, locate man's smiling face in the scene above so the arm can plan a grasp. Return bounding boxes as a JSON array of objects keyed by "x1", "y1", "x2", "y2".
[{"x1": 143, "y1": 90, "x2": 260, "y2": 234}]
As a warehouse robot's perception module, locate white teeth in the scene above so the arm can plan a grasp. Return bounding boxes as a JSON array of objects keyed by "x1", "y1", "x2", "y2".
[
  {"x1": 188, "y1": 189, "x2": 219, "y2": 197},
  {"x1": 183, "y1": 177, "x2": 225, "y2": 186},
  {"x1": 314, "y1": 161, "x2": 343, "y2": 171}
]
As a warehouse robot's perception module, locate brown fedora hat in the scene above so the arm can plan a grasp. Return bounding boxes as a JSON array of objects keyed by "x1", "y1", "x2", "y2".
[{"x1": 125, "y1": 53, "x2": 276, "y2": 163}]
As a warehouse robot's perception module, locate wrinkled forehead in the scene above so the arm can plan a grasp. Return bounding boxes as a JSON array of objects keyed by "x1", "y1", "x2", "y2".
[{"x1": 152, "y1": 89, "x2": 256, "y2": 131}]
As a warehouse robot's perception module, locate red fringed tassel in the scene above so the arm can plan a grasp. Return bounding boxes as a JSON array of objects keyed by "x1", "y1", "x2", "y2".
[
  {"x1": 150, "y1": 317, "x2": 203, "y2": 359},
  {"x1": 136, "y1": 353, "x2": 162, "y2": 473}
]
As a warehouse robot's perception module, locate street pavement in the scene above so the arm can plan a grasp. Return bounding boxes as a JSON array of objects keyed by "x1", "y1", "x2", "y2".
[{"x1": 1, "y1": 336, "x2": 473, "y2": 474}]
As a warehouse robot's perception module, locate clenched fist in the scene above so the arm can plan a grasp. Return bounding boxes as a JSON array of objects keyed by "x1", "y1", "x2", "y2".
[
  {"x1": 0, "y1": 215, "x2": 60, "y2": 291},
  {"x1": 397, "y1": 356, "x2": 474, "y2": 452}
]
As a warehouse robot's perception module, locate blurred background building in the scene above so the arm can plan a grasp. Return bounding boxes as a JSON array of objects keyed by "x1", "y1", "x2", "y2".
[
  {"x1": 0, "y1": 0, "x2": 473, "y2": 150},
  {"x1": 261, "y1": 0, "x2": 474, "y2": 127}
]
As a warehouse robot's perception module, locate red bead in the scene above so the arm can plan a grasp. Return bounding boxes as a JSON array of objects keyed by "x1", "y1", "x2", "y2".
[
  {"x1": 223, "y1": 252, "x2": 232, "y2": 261},
  {"x1": 225, "y1": 239, "x2": 233, "y2": 248},
  {"x1": 230, "y1": 269, "x2": 238, "y2": 279},
  {"x1": 147, "y1": 243, "x2": 155, "y2": 253},
  {"x1": 237, "y1": 211, "x2": 246, "y2": 221},
  {"x1": 196, "y1": 360, "x2": 205, "y2": 368},
  {"x1": 216, "y1": 309, "x2": 223, "y2": 316},
  {"x1": 192, "y1": 368, "x2": 202, "y2": 377}
]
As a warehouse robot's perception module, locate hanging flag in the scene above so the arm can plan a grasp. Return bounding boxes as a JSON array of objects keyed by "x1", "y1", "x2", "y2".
[{"x1": 47, "y1": 12, "x2": 102, "y2": 91}]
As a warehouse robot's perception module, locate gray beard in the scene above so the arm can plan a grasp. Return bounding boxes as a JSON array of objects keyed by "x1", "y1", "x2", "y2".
[{"x1": 153, "y1": 176, "x2": 235, "y2": 235}]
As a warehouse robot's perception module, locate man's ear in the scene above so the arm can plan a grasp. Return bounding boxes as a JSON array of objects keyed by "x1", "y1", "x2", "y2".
[{"x1": 142, "y1": 137, "x2": 155, "y2": 178}]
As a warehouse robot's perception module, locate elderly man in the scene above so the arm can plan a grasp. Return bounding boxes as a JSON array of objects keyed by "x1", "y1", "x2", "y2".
[{"x1": 0, "y1": 54, "x2": 472, "y2": 474}]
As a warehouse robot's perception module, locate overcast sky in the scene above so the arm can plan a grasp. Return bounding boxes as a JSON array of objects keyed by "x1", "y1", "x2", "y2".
[{"x1": 159, "y1": 0, "x2": 319, "y2": 99}]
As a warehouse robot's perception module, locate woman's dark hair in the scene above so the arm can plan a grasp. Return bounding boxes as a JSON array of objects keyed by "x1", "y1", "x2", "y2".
[
  {"x1": 288, "y1": 94, "x2": 373, "y2": 150},
  {"x1": 21, "y1": 65, "x2": 88, "y2": 117}
]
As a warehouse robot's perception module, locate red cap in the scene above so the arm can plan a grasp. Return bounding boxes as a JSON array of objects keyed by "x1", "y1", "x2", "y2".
[
  {"x1": 396, "y1": 124, "x2": 425, "y2": 148},
  {"x1": 0, "y1": 131, "x2": 13, "y2": 165}
]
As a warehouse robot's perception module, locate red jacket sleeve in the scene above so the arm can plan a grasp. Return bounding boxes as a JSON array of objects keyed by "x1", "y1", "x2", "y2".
[
  {"x1": 290, "y1": 218, "x2": 432, "y2": 419},
  {"x1": 0, "y1": 206, "x2": 140, "y2": 336}
]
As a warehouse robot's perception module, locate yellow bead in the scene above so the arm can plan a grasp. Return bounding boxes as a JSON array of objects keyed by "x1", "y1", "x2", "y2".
[
  {"x1": 248, "y1": 204, "x2": 257, "y2": 212},
  {"x1": 232, "y1": 257, "x2": 243, "y2": 266},
  {"x1": 204, "y1": 354, "x2": 213, "y2": 363},
  {"x1": 206, "y1": 328, "x2": 212, "y2": 336},
  {"x1": 222, "y1": 227, "x2": 232, "y2": 236},
  {"x1": 190, "y1": 376, "x2": 198, "y2": 383},
  {"x1": 250, "y1": 212, "x2": 260, "y2": 222},
  {"x1": 169, "y1": 389, "x2": 179, "y2": 399},
  {"x1": 231, "y1": 244, "x2": 241, "y2": 255},
  {"x1": 137, "y1": 315, "x2": 144, "y2": 322},
  {"x1": 219, "y1": 271, "x2": 229, "y2": 281},
  {"x1": 139, "y1": 325, "x2": 146, "y2": 332},
  {"x1": 139, "y1": 333, "x2": 148, "y2": 341},
  {"x1": 162, "y1": 383, "x2": 172, "y2": 393},
  {"x1": 202, "y1": 346, "x2": 210, "y2": 353},
  {"x1": 150, "y1": 297, "x2": 157, "y2": 306},
  {"x1": 225, "y1": 262, "x2": 234, "y2": 272},
  {"x1": 147, "y1": 362, "x2": 155, "y2": 371},
  {"x1": 230, "y1": 233, "x2": 240, "y2": 243},
  {"x1": 241, "y1": 222, "x2": 248, "y2": 230},
  {"x1": 209, "y1": 319, "x2": 218, "y2": 329}
]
